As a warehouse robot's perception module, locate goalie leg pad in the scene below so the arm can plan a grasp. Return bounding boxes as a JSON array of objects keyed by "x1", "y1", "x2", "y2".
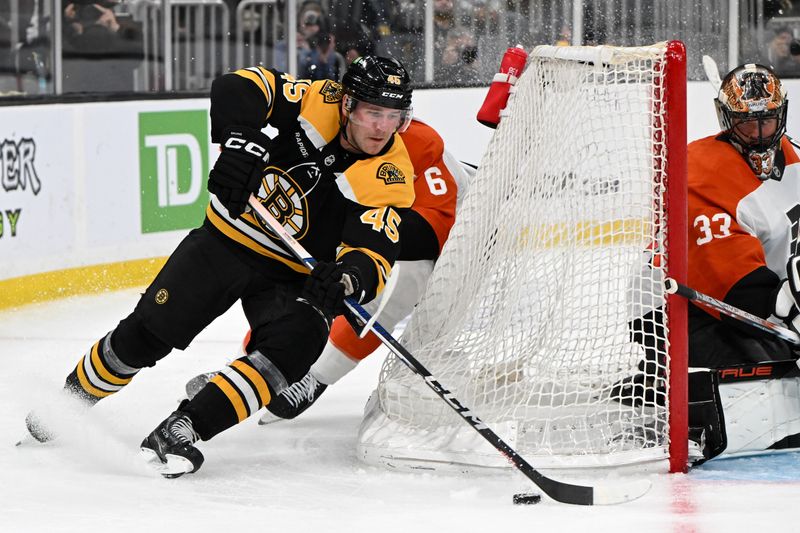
[
  {"x1": 716, "y1": 368, "x2": 800, "y2": 456},
  {"x1": 688, "y1": 369, "x2": 727, "y2": 465}
]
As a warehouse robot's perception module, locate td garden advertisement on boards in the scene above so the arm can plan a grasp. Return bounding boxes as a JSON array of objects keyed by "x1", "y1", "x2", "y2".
[{"x1": 0, "y1": 100, "x2": 216, "y2": 282}]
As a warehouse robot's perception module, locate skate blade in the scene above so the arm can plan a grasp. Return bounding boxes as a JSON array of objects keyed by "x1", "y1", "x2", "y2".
[
  {"x1": 139, "y1": 447, "x2": 194, "y2": 478},
  {"x1": 15, "y1": 433, "x2": 43, "y2": 447},
  {"x1": 257, "y1": 411, "x2": 283, "y2": 425},
  {"x1": 15, "y1": 431, "x2": 54, "y2": 447}
]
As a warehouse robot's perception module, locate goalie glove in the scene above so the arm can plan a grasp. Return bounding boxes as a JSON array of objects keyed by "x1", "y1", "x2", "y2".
[
  {"x1": 773, "y1": 256, "x2": 800, "y2": 334},
  {"x1": 298, "y1": 262, "x2": 362, "y2": 324},
  {"x1": 209, "y1": 126, "x2": 271, "y2": 219}
]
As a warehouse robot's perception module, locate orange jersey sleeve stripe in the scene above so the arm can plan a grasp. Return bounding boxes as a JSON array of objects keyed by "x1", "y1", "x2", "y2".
[{"x1": 328, "y1": 315, "x2": 383, "y2": 360}]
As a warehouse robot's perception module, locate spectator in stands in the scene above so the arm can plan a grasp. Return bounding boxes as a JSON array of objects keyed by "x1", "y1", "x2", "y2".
[
  {"x1": 61, "y1": 0, "x2": 144, "y2": 92},
  {"x1": 275, "y1": 0, "x2": 342, "y2": 78},
  {"x1": 299, "y1": 24, "x2": 346, "y2": 81},
  {"x1": 433, "y1": 0, "x2": 457, "y2": 60},
  {"x1": 329, "y1": 0, "x2": 391, "y2": 56},
  {"x1": 765, "y1": 26, "x2": 800, "y2": 77},
  {"x1": 555, "y1": 24, "x2": 571, "y2": 46},
  {"x1": 438, "y1": 27, "x2": 481, "y2": 84},
  {"x1": 338, "y1": 31, "x2": 375, "y2": 65}
]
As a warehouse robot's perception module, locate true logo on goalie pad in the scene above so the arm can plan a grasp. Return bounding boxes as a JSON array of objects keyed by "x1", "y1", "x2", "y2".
[{"x1": 376, "y1": 162, "x2": 406, "y2": 185}]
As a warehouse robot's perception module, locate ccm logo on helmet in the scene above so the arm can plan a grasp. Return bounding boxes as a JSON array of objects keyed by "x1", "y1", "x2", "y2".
[
  {"x1": 225, "y1": 137, "x2": 270, "y2": 162},
  {"x1": 381, "y1": 91, "x2": 403, "y2": 99}
]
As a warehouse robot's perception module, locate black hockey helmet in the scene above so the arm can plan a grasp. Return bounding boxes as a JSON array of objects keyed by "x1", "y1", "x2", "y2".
[
  {"x1": 715, "y1": 63, "x2": 788, "y2": 178},
  {"x1": 341, "y1": 55, "x2": 413, "y2": 111}
]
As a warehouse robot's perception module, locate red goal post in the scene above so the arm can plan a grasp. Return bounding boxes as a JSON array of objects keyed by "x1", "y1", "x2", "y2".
[{"x1": 358, "y1": 41, "x2": 688, "y2": 474}]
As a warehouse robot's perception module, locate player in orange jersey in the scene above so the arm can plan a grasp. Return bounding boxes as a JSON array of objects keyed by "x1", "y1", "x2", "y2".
[
  {"x1": 185, "y1": 118, "x2": 472, "y2": 421},
  {"x1": 686, "y1": 63, "x2": 800, "y2": 463},
  {"x1": 688, "y1": 63, "x2": 800, "y2": 368}
]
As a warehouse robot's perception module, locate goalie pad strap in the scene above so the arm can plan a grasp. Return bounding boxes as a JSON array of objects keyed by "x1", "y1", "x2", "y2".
[{"x1": 688, "y1": 369, "x2": 727, "y2": 465}]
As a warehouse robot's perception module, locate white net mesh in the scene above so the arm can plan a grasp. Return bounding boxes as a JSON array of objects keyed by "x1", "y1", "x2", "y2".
[{"x1": 358, "y1": 43, "x2": 675, "y2": 471}]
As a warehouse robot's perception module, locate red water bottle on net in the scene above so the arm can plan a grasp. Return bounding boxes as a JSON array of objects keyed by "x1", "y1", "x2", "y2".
[{"x1": 476, "y1": 45, "x2": 528, "y2": 129}]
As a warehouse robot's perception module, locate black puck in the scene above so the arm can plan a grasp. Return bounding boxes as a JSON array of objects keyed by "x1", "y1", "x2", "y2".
[{"x1": 513, "y1": 492, "x2": 542, "y2": 505}]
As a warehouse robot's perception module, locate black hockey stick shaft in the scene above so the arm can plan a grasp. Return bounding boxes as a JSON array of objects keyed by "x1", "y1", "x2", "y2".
[
  {"x1": 246, "y1": 195, "x2": 649, "y2": 505},
  {"x1": 664, "y1": 278, "x2": 800, "y2": 345}
]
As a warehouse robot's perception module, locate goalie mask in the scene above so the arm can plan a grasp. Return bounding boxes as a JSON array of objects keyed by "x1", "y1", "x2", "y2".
[{"x1": 715, "y1": 64, "x2": 788, "y2": 180}]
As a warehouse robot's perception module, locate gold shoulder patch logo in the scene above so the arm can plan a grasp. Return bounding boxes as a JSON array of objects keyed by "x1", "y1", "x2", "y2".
[
  {"x1": 377, "y1": 162, "x2": 406, "y2": 185},
  {"x1": 155, "y1": 288, "x2": 169, "y2": 304},
  {"x1": 320, "y1": 80, "x2": 343, "y2": 103}
]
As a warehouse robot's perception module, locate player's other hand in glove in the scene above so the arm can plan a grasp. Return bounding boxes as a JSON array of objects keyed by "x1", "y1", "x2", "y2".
[
  {"x1": 208, "y1": 126, "x2": 271, "y2": 219},
  {"x1": 299, "y1": 262, "x2": 362, "y2": 324},
  {"x1": 774, "y1": 255, "x2": 800, "y2": 334}
]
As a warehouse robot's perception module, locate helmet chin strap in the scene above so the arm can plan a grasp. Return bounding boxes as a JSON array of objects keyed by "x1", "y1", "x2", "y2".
[{"x1": 340, "y1": 120, "x2": 366, "y2": 154}]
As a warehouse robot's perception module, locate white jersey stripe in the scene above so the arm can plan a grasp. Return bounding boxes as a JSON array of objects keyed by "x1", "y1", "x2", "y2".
[
  {"x1": 209, "y1": 195, "x2": 295, "y2": 260},
  {"x1": 298, "y1": 115, "x2": 327, "y2": 149},
  {"x1": 82, "y1": 351, "x2": 123, "y2": 392},
  {"x1": 335, "y1": 172, "x2": 357, "y2": 203},
  {"x1": 221, "y1": 366, "x2": 261, "y2": 415},
  {"x1": 245, "y1": 67, "x2": 273, "y2": 106}
]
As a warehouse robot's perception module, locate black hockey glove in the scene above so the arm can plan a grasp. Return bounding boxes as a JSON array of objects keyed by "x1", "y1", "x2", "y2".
[
  {"x1": 208, "y1": 126, "x2": 271, "y2": 219},
  {"x1": 773, "y1": 255, "x2": 800, "y2": 334},
  {"x1": 299, "y1": 261, "x2": 362, "y2": 323}
]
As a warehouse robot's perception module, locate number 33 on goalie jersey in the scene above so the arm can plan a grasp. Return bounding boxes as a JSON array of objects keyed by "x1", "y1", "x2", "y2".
[
  {"x1": 688, "y1": 135, "x2": 800, "y2": 308},
  {"x1": 204, "y1": 67, "x2": 415, "y2": 302}
]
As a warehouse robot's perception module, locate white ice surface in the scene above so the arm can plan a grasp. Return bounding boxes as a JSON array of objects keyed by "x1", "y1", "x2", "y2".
[{"x1": 2, "y1": 289, "x2": 800, "y2": 532}]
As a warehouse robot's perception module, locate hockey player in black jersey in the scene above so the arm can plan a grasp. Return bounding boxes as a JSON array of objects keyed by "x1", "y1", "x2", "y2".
[{"x1": 26, "y1": 56, "x2": 416, "y2": 477}]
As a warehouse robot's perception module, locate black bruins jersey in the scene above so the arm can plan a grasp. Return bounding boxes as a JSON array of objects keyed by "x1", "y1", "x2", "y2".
[{"x1": 204, "y1": 67, "x2": 415, "y2": 302}]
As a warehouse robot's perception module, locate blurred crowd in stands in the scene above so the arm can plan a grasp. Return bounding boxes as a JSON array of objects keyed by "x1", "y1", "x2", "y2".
[{"x1": 3, "y1": 0, "x2": 800, "y2": 96}]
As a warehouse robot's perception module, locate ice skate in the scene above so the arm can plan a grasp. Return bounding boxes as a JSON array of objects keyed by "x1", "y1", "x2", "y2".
[
  {"x1": 260, "y1": 372, "x2": 327, "y2": 423},
  {"x1": 140, "y1": 404, "x2": 204, "y2": 478},
  {"x1": 184, "y1": 371, "x2": 218, "y2": 401}
]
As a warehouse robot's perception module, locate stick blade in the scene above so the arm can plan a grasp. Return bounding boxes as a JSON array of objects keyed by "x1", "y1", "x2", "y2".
[
  {"x1": 702, "y1": 55, "x2": 722, "y2": 91},
  {"x1": 591, "y1": 478, "x2": 652, "y2": 505}
]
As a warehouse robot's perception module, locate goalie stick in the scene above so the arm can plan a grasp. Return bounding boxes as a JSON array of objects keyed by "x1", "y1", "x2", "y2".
[
  {"x1": 246, "y1": 195, "x2": 651, "y2": 506},
  {"x1": 664, "y1": 278, "x2": 800, "y2": 346}
]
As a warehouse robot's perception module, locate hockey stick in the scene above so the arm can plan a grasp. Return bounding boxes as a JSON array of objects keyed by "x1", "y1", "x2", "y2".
[
  {"x1": 246, "y1": 195, "x2": 651, "y2": 506},
  {"x1": 702, "y1": 54, "x2": 722, "y2": 92},
  {"x1": 664, "y1": 278, "x2": 800, "y2": 346},
  {"x1": 714, "y1": 359, "x2": 800, "y2": 383}
]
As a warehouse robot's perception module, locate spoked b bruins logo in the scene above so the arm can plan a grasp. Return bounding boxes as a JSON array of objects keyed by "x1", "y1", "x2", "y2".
[
  {"x1": 255, "y1": 166, "x2": 310, "y2": 239},
  {"x1": 376, "y1": 162, "x2": 406, "y2": 185}
]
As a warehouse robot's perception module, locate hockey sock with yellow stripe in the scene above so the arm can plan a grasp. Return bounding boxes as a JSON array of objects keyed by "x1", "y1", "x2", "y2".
[
  {"x1": 65, "y1": 333, "x2": 141, "y2": 404},
  {"x1": 182, "y1": 350, "x2": 288, "y2": 440}
]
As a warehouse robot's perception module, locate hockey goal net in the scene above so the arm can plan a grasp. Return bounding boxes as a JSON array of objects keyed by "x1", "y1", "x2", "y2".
[{"x1": 357, "y1": 42, "x2": 688, "y2": 473}]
